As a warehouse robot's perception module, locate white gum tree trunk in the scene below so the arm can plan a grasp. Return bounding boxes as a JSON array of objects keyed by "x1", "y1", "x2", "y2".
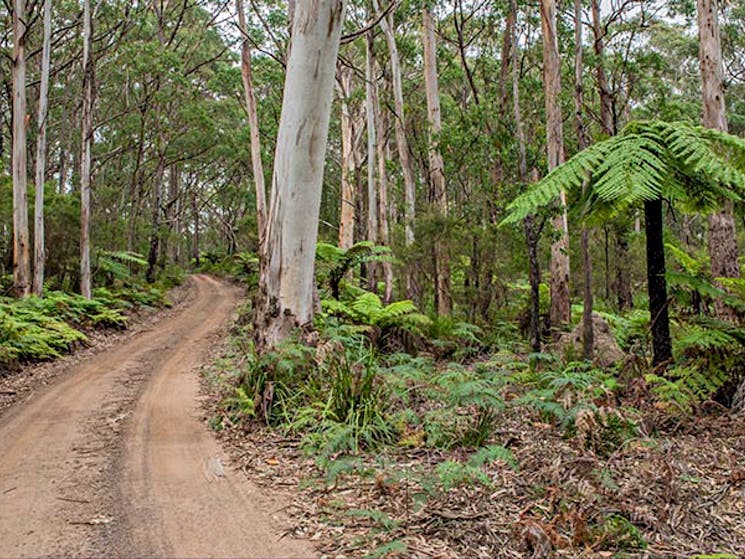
[
  {"x1": 12, "y1": 0, "x2": 30, "y2": 298},
  {"x1": 255, "y1": 0, "x2": 347, "y2": 350},
  {"x1": 32, "y1": 0, "x2": 52, "y2": 296},
  {"x1": 236, "y1": 0, "x2": 268, "y2": 259},
  {"x1": 422, "y1": 7, "x2": 451, "y2": 316},
  {"x1": 337, "y1": 64, "x2": 357, "y2": 250},
  {"x1": 80, "y1": 0, "x2": 93, "y2": 299},
  {"x1": 365, "y1": 31, "x2": 378, "y2": 291},
  {"x1": 374, "y1": 0, "x2": 417, "y2": 297}
]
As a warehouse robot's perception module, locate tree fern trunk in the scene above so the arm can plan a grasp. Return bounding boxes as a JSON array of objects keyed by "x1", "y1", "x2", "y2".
[{"x1": 644, "y1": 198, "x2": 672, "y2": 366}]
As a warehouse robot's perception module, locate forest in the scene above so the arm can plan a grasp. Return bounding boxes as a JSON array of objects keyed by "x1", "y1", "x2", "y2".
[{"x1": 1, "y1": 0, "x2": 744, "y2": 558}]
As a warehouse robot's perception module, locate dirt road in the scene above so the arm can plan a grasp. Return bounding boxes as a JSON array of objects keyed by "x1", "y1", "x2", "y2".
[{"x1": 0, "y1": 275, "x2": 313, "y2": 558}]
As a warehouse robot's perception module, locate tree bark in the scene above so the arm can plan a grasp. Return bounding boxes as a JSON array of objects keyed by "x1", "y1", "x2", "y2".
[
  {"x1": 373, "y1": 59, "x2": 393, "y2": 303},
  {"x1": 375, "y1": 0, "x2": 417, "y2": 298},
  {"x1": 236, "y1": 0, "x2": 268, "y2": 260},
  {"x1": 591, "y1": 0, "x2": 613, "y2": 136},
  {"x1": 80, "y1": 0, "x2": 94, "y2": 299},
  {"x1": 12, "y1": 0, "x2": 30, "y2": 298},
  {"x1": 698, "y1": 0, "x2": 741, "y2": 321},
  {"x1": 511, "y1": 0, "x2": 541, "y2": 352},
  {"x1": 365, "y1": 31, "x2": 378, "y2": 292},
  {"x1": 541, "y1": 0, "x2": 571, "y2": 334},
  {"x1": 644, "y1": 198, "x2": 672, "y2": 366},
  {"x1": 422, "y1": 7, "x2": 451, "y2": 316},
  {"x1": 574, "y1": 0, "x2": 594, "y2": 360},
  {"x1": 254, "y1": 0, "x2": 347, "y2": 350},
  {"x1": 338, "y1": 64, "x2": 357, "y2": 250},
  {"x1": 32, "y1": 0, "x2": 52, "y2": 296},
  {"x1": 191, "y1": 190, "x2": 200, "y2": 266}
]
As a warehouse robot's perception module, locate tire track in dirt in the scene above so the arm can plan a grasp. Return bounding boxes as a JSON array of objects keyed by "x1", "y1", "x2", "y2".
[{"x1": 0, "y1": 275, "x2": 313, "y2": 558}]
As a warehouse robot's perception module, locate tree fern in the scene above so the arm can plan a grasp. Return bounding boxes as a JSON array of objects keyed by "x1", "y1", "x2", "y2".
[{"x1": 502, "y1": 120, "x2": 745, "y2": 225}]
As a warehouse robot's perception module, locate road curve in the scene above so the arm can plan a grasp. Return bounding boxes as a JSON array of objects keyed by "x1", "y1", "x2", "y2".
[{"x1": 0, "y1": 275, "x2": 313, "y2": 558}]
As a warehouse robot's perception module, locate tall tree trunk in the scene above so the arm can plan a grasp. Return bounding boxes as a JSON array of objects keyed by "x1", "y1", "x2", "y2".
[
  {"x1": 254, "y1": 0, "x2": 347, "y2": 351},
  {"x1": 236, "y1": 0, "x2": 268, "y2": 260},
  {"x1": 541, "y1": 0, "x2": 571, "y2": 333},
  {"x1": 373, "y1": 60, "x2": 393, "y2": 303},
  {"x1": 511, "y1": 0, "x2": 541, "y2": 352},
  {"x1": 644, "y1": 198, "x2": 672, "y2": 366},
  {"x1": 146, "y1": 151, "x2": 165, "y2": 283},
  {"x1": 338, "y1": 64, "x2": 357, "y2": 250},
  {"x1": 375, "y1": 0, "x2": 417, "y2": 298},
  {"x1": 698, "y1": 0, "x2": 741, "y2": 321},
  {"x1": 168, "y1": 165, "x2": 181, "y2": 264},
  {"x1": 80, "y1": 0, "x2": 94, "y2": 299},
  {"x1": 422, "y1": 7, "x2": 451, "y2": 315},
  {"x1": 33, "y1": 0, "x2": 52, "y2": 296},
  {"x1": 12, "y1": 0, "x2": 30, "y2": 298},
  {"x1": 365, "y1": 31, "x2": 378, "y2": 292},
  {"x1": 591, "y1": 0, "x2": 613, "y2": 136},
  {"x1": 613, "y1": 222, "x2": 633, "y2": 310},
  {"x1": 191, "y1": 190, "x2": 200, "y2": 266},
  {"x1": 592, "y1": 0, "x2": 632, "y2": 312},
  {"x1": 574, "y1": 0, "x2": 594, "y2": 359}
]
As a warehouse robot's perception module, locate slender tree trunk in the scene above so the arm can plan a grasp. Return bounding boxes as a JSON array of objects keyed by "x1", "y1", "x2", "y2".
[
  {"x1": 613, "y1": 222, "x2": 633, "y2": 310},
  {"x1": 168, "y1": 165, "x2": 181, "y2": 264},
  {"x1": 373, "y1": 60, "x2": 393, "y2": 303},
  {"x1": 191, "y1": 190, "x2": 200, "y2": 266},
  {"x1": 591, "y1": 0, "x2": 613, "y2": 136},
  {"x1": 365, "y1": 31, "x2": 378, "y2": 292},
  {"x1": 541, "y1": 0, "x2": 571, "y2": 333},
  {"x1": 33, "y1": 0, "x2": 52, "y2": 296},
  {"x1": 698, "y1": 0, "x2": 741, "y2": 321},
  {"x1": 338, "y1": 64, "x2": 356, "y2": 250},
  {"x1": 80, "y1": 0, "x2": 94, "y2": 299},
  {"x1": 422, "y1": 7, "x2": 451, "y2": 315},
  {"x1": 12, "y1": 0, "x2": 30, "y2": 298},
  {"x1": 644, "y1": 198, "x2": 672, "y2": 366},
  {"x1": 511, "y1": 0, "x2": 541, "y2": 352},
  {"x1": 375, "y1": 0, "x2": 417, "y2": 298},
  {"x1": 146, "y1": 146, "x2": 165, "y2": 282},
  {"x1": 574, "y1": 0, "x2": 594, "y2": 359},
  {"x1": 254, "y1": 0, "x2": 347, "y2": 350},
  {"x1": 499, "y1": 6, "x2": 517, "y2": 116},
  {"x1": 236, "y1": 0, "x2": 268, "y2": 260}
]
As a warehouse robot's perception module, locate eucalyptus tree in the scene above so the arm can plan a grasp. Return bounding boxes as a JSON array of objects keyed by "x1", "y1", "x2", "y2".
[
  {"x1": 540, "y1": 0, "x2": 570, "y2": 332},
  {"x1": 79, "y1": 0, "x2": 93, "y2": 299},
  {"x1": 698, "y1": 0, "x2": 741, "y2": 320},
  {"x1": 12, "y1": 0, "x2": 30, "y2": 297},
  {"x1": 255, "y1": 0, "x2": 347, "y2": 350},
  {"x1": 33, "y1": 0, "x2": 52, "y2": 296},
  {"x1": 422, "y1": 5, "x2": 451, "y2": 316},
  {"x1": 236, "y1": 0, "x2": 267, "y2": 260}
]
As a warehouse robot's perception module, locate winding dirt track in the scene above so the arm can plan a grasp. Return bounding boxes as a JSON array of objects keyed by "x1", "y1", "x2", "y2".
[{"x1": 0, "y1": 275, "x2": 312, "y2": 558}]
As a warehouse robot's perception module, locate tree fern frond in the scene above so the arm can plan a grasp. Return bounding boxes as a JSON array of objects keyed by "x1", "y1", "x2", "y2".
[{"x1": 501, "y1": 120, "x2": 745, "y2": 226}]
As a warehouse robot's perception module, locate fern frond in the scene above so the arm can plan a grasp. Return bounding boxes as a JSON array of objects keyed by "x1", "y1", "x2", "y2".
[{"x1": 502, "y1": 120, "x2": 745, "y2": 226}]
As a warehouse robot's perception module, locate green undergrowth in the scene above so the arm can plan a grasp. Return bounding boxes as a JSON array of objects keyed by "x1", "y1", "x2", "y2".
[
  {"x1": 0, "y1": 283, "x2": 173, "y2": 368},
  {"x1": 205, "y1": 242, "x2": 745, "y2": 557}
]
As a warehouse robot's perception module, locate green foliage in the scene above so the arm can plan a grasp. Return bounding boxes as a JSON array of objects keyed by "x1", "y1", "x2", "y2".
[
  {"x1": 0, "y1": 284, "x2": 170, "y2": 367},
  {"x1": 502, "y1": 120, "x2": 745, "y2": 225},
  {"x1": 95, "y1": 250, "x2": 148, "y2": 286},
  {"x1": 322, "y1": 292, "x2": 429, "y2": 330},
  {"x1": 316, "y1": 241, "x2": 391, "y2": 299},
  {"x1": 593, "y1": 514, "x2": 647, "y2": 551}
]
